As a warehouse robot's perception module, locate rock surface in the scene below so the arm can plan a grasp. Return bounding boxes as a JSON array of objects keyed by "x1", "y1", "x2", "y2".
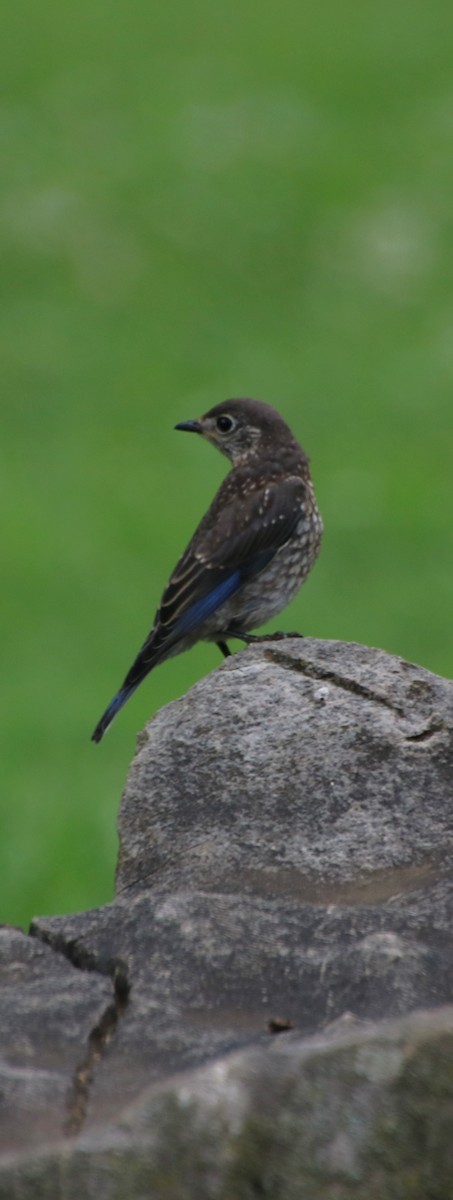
[
  {"x1": 1, "y1": 1006, "x2": 453, "y2": 1200},
  {"x1": 0, "y1": 926, "x2": 113, "y2": 1156},
  {"x1": 117, "y1": 637, "x2": 453, "y2": 897},
  {"x1": 1, "y1": 639, "x2": 453, "y2": 1197}
]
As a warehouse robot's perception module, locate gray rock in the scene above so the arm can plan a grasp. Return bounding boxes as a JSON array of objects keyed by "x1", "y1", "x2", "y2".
[
  {"x1": 0, "y1": 926, "x2": 113, "y2": 1156},
  {"x1": 116, "y1": 638, "x2": 453, "y2": 896},
  {"x1": 29, "y1": 875, "x2": 453, "y2": 1128},
  {"x1": 2, "y1": 1007, "x2": 453, "y2": 1198},
  {"x1": 1, "y1": 639, "x2": 453, "y2": 1195}
]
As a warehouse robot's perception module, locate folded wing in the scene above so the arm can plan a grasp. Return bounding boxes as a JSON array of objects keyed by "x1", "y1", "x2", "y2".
[
  {"x1": 135, "y1": 475, "x2": 306, "y2": 669},
  {"x1": 91, "y1": 476, "x2": 306, "y2": 741}
]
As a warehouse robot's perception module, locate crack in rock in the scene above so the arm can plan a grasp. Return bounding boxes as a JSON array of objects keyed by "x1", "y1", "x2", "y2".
[
  {"x1": 264, "y1": 647, "x2": 408, "y2": 718},
  {"x1": 29, "y1": 922, "x2": 129, "y2": 1138},
  {"x1": 404, "y1": 722, "x2": 445, "y2": 743},
  {"x1": 64, "y1": 966, "x2": 129, "y2": 1137}
]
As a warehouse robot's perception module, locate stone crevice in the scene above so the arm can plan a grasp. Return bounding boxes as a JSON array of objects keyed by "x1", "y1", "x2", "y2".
[
  {"x1": 63, "y1": 978, "x2": 128, "y2": 1137},
  {"x1": 29, "y1": 921, "x2": 130, "y2": 1138},
  {"x1": 404, "y1": 721, "x2": 445, "y2": 743},
  {"x1": 264, "y1": 645, "x2": 411, "y2": 720}
]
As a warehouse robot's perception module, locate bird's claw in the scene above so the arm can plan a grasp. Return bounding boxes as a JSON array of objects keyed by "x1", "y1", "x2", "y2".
[
  {"x1": 247, "y1": 630, "x2": 304, "y2": 643},
  {"x1": 224, "y1": 630, "x2": 304, "y2": 646}
]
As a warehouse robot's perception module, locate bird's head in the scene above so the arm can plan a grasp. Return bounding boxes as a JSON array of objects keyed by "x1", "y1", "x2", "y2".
[{"x1": 175, "y1": 398, "x2": 297, "y2": 465}]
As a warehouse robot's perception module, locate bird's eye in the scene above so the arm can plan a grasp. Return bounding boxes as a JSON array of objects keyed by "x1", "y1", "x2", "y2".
[{"x1": 216, "y1": 415, "x2": 234, "y2": 434}]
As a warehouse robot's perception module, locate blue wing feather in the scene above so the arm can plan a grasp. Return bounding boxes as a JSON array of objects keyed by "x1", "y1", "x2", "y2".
[
  {"x1": 171, "y1": 569, "x2": 241, "y2": 638},
  {"x1": 170, "y1": 548, "x2": 276, "y2": 640}
]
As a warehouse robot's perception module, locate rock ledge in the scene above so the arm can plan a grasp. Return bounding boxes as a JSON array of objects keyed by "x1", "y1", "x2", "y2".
[{"x1": 1, "y1": 640, "x2": 453, "y2": 1197}]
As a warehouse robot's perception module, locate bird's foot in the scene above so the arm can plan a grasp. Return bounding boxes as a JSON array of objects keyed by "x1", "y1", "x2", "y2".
[
  {"x1": 224, "y1": 629, "x2": 304, "y2": 646},
  {"x1": 262, "y1": 630, "x2": 304, "y2": 641}
]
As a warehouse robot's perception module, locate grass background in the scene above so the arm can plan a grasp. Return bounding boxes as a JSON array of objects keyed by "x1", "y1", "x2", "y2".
[{"x1": 2, "y1": 0, "x2": 452, "y2": 928}]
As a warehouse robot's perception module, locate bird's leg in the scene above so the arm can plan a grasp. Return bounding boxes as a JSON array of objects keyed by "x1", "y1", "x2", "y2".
[
  {"x1": 223, "y1": 629, "x2": 304, "y2": 646},
  {"x1": 216, "y1": 640, "x2": 231, "y2": 658}
]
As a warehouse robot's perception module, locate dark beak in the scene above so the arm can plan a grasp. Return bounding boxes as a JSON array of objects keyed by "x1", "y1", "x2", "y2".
[{"x1": 174, "y1": 419, "x2": 202, "y2": 434}]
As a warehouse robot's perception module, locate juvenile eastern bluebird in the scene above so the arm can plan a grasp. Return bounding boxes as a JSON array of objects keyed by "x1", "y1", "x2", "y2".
[{"x1": 91, "y1": 398, "x2": 323, "y2": 742}]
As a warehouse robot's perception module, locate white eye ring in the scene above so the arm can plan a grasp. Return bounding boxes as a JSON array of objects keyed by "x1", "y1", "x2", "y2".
[{"x1": 216, "y1": 415, "x2": 234, "y2": 434}]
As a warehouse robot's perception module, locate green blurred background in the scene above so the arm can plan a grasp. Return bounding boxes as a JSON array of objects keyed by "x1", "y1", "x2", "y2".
[{"x1": 2, "y1": 1, "x2": 452, "y2": 928}]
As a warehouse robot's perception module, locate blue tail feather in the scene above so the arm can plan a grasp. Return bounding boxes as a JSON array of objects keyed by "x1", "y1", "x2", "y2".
[
  {"x1": 91, "y1": 684, "x2": 138, "y2": 743},
  {"x1": 92, "y1": 569, "x2": 246, "y2": 743}
]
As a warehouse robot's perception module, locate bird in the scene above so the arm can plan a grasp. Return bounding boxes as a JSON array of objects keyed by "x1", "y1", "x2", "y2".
[{"x1": 91, "y1": 398, "x2": 323, "y2": 742}]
